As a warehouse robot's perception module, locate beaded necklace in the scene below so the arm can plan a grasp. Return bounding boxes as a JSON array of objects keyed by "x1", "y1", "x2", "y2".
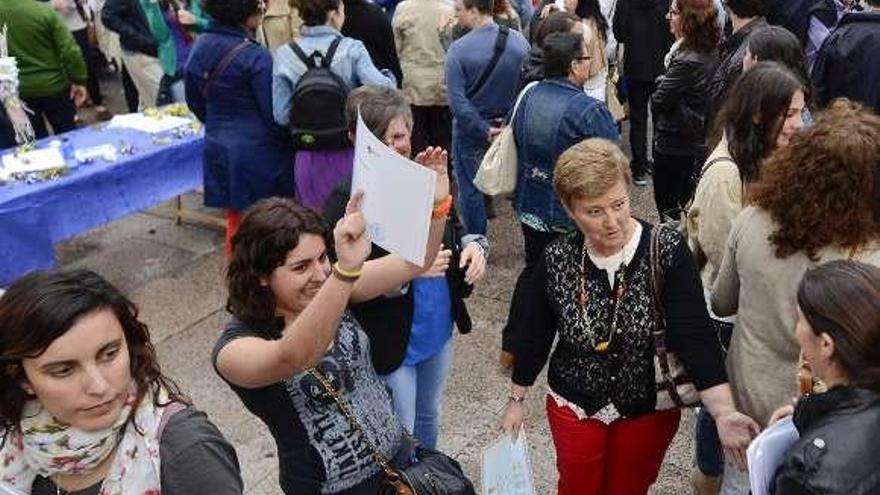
[{"x1": 578, "y1": 241, "x2": 628, "y2": 353}]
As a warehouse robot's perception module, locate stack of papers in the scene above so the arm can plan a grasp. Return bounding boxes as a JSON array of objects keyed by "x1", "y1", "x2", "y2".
[
  {"x1": 0, "y1": 148, "x2": 66, "y2": 180},
  {"x1": 747, "y1": 416, "x2": 800, "y2": 495},
  {"x1": 107, "y1": 113, "x2": 192, "y2": 134}
]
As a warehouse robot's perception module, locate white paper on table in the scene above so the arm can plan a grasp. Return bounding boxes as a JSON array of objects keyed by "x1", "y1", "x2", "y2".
[
  {"x1": 0, "y1": 148, "x2": 66, "y2": 179},
  {"x1": 747, "y1": 416, "x2": 800, "y2": 495},
  {"x1": 74, "y1": 144, "x2": 118, "y2": 163},
  {"x1": 106, "y1": 113, "x2": 191, "y2": 134},
  {"x1": 352, "y1": 112, "x2": 436, "y2": 265},
  {"x1": 481, "y1": 429, "x2": 537, "y2": 495}
]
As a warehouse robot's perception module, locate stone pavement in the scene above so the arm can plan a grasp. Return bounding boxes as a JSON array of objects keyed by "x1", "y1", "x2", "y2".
[
  {"x1": 52, "y1": 187, "x2": 696, "y2": 495},
  {"x1": 51, "y1": 71, "x2": 698, "y2": 494}
]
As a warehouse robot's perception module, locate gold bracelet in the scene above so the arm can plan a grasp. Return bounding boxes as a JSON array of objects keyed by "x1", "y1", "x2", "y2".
[{"x1": 332, "y1": 262, "x2": 362, "y2": 281}]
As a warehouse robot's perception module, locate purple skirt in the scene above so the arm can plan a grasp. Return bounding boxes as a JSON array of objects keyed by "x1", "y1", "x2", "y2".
[{"x1": 294, "y1": 148, "x2": 355, "y2": 212}]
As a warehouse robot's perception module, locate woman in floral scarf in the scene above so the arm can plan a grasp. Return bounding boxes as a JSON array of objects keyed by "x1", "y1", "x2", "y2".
[{"x1": 0, "y1": 269, "x2": 243, "y2": 495}]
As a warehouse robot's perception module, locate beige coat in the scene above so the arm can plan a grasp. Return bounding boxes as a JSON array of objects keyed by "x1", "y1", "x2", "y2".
[
  {"x1": 258, "y1": 0, "x2": 303, "y2": 55},
  {"x1": 686, "y1": 135, "x2": 742, "y2": 286},
  {"x1": 711, "y1": 206, "x2": 880, "y2": 426},
  {"x1": 392, "y1": 0, "x2": 454, "y2": 106}
]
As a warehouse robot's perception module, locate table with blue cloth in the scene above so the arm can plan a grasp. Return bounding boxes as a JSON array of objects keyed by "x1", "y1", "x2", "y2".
[{"x1": 0, "y1": 123, "x2": 204, "y2": 287}]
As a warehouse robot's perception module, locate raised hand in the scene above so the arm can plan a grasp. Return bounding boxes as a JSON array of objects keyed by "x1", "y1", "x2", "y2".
[
  {"x1": 333, "y1": 190, "x2": 370, "y2": 273},
  {"x1": 414, "y1": 146, "x2": 450, "y2": 203}
]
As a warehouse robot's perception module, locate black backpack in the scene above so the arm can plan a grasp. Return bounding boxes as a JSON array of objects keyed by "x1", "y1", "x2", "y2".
[{"x1": 288, "y1": 37, "x2": 350, "y2": 150}]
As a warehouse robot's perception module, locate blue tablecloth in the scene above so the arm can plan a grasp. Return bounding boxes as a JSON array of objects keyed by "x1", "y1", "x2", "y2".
[{"x1": 0, "y1": 124, "x2": 204, "y2": 286}]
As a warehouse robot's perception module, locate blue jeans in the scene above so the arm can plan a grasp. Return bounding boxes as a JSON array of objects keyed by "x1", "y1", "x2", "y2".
[
  {"x1": 452, "y1": 125, "x2": 489, "y2": 236},
  {"x1": 381, "y1": 339, "x2": 454, "y2": 449},
  {"x1": 695, "y1": 407, "x2": 724, "y2": 476}
]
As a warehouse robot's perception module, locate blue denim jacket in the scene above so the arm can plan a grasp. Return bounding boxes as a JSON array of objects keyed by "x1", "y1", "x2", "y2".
[
  {"x1": 272, "y1": 25, "x2": 395, "y2": 126},
  {"x1": 512, "y1": 78, "x2": 619, "y2": 230}
]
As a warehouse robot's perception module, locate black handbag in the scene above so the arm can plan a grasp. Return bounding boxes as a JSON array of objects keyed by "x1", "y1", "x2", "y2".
[{"x1": 308, "y1": 369, "x2": 476, "y2": 495}]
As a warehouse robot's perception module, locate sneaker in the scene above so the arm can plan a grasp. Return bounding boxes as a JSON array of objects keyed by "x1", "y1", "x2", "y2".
[{"x1": 633, "y1": 172, "x2": 648, "y2": 187}]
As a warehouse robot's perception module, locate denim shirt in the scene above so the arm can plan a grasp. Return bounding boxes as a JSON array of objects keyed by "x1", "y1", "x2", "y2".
[
  {"x1": 512, "y1": 78, "x2": 619, "y2": 230},
  {"x1": 272, "y1": 25, "x2": 396, "y2": 126}
]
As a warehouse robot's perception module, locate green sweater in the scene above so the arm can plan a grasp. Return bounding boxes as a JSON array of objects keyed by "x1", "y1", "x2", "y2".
[{"x1": 0, "y1": 0, "x2": 87, "y2": 97}]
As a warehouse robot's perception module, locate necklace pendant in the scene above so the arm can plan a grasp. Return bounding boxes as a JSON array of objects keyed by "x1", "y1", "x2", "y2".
[{"x1": 594, "y1": 341, "x2": 610, "y2": 353}]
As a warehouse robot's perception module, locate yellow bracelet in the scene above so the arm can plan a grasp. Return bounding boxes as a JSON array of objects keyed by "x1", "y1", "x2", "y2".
[{"x1": 332, "y1": 262, "x2": 362, "y2": 280}]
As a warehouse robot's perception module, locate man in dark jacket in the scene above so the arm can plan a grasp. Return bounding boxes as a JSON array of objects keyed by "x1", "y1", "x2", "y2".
[
  {"x1": 341, "y1": 0, "x2": 404, "y2": 86},
  {"x1": 613, "y1": 0, "x2": 674, "y2": 185},
  {"x1": 704, "y1": 0, "x2": 767, "y2": 130},
  {"x1": 101, "y1": 0, "x2": 162, "y2": 108},
  {"x1": 811, "y1": 0, "x2": 880, "y2": 114}
]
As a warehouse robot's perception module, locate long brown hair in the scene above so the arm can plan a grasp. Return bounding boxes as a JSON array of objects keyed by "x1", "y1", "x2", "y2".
[
  {"x1": 798, "y1": 260, "x2": 880, "y2": 390},
  {"x1": 752, "y1": 99, "x2": 880, "y2": 260},
  {"x1": 0, "y1": 270, "x2": 187, "y2": 436}
]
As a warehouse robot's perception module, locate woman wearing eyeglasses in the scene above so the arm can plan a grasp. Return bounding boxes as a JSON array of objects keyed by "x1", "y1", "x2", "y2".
[{"x1": 650, "y1": 0, "x2": 720, "y2": 218}]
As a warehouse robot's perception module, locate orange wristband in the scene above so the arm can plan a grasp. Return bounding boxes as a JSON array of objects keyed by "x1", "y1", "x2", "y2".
[{"x1": 432, "y1": 195, "x2": 453, "y2": 219}]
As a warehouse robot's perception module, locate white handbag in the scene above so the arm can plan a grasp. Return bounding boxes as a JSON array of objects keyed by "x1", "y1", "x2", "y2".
[{"x1": 474, "y1": 82, "x2": 538, "y2": 196}]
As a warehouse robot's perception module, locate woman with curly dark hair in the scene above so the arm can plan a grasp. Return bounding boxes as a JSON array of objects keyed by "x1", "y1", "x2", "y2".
[
  {"x1": 711, "y1": 99, "x2": 880, "y2": 494},
  {"x1": 0, "y1": 269, "x2": 242, "y2": 494},
  {"x1": 185, "y1": 0, "x2": 294, "y2": 259},
  {"x1": 650, "y1": 0, "x2": 720, "y2": 218}
]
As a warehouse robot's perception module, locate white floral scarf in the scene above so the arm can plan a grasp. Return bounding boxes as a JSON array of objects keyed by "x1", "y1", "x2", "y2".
[{"x1": 0, "y1": 385, "x2": 173, "y2": 495}]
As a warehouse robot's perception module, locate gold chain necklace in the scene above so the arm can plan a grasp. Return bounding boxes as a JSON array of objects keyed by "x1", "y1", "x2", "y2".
[{"x1": 579, "y1": 241, "x2": 627, "y2": 353}]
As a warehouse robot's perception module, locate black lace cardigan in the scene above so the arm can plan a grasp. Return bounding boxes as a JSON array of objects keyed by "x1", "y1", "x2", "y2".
[{"x1": 511, "y1": 221, "x2": 727, "y2": 418}]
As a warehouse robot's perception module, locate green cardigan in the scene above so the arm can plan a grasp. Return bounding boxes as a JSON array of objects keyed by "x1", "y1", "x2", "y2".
[
  {"x1": 139, "y1": 0, "x2": 210, "y2": 76},
  {"x1": 0, "y1": 0, "x2": 87, "y2": 97}
]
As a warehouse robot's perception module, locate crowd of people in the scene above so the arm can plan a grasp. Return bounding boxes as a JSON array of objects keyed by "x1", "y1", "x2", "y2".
[{"x1": 2, "y1": 0, "x2": 880, "y2": 494}]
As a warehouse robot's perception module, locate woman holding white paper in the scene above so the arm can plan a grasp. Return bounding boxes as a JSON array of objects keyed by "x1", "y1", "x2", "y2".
[
  {"x1": 212, "y1": 141, "x2": 463, "y2": 493},
  {"x1": 771, "y1": 260, "x2": 880, "y2": 495}
]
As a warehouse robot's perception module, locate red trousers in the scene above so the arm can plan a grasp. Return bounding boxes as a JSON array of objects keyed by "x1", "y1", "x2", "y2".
[
  {"x1": 546, "y1": 396, "x2": 681, "y2": 495},
  {"x1": 225, "y1": 210, "x2": 242, "y2": 261}
]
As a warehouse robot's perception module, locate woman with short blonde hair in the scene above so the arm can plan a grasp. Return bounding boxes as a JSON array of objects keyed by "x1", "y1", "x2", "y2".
[{"x1": 502, "y1": 138, "x2": 758, "y2": 495}]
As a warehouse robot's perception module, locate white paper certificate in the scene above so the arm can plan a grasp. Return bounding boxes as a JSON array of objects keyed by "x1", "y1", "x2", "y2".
[{"x1": 352, "y1": 112, "x2": 436, "y2": 265}]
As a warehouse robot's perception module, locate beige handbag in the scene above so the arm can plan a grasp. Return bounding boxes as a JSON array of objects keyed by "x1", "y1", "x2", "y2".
[{"x1": 473, "y1": 82, "x2": 538, "y2": 196}]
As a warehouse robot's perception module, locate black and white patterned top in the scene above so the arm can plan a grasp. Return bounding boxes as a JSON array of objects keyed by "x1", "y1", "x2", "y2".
[
  {"x1": 213, "y1": 312, "x2": 407, "y2": 494},
  {"x1": 512, "y1": 220, "x2": 727, "y2": 418}
]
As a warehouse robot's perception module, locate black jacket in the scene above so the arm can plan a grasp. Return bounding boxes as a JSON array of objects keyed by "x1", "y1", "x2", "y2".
[
  {"x1": 774, "y1": 386, "x2": 880, "y2": 495},
  {"x1": 521, "y1": 45, "x2": 544, "y2": 86},
  {"x1": 613, "y1": 0, "x2": 674, "y2": 82},
  {"x1": 101, "y1": 0, "x2": 158, "y2": 57},
  {"x1": 322, "y1": 180, "x2": 473, "y2": 375},
  {"x1": 341, "y1": 0, "x2": 404, "y2": 86},
  {"x1": 705, "y1": 17, "x2": 767, "y2": 127},
  {"x1": 651, "y1": 47, "x2": 717, "y2": 156},
  {"x1": 812, "y1": 12, "x2": 880, "y2": 114}
]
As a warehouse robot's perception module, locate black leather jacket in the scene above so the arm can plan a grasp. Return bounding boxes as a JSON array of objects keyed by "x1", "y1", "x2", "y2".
[
  {"x1": 650, "y1": 47, "x2": 717, "y2": 156},
  {"x1": 774, "y1": 386, "x2": 880, "y2": 495}
]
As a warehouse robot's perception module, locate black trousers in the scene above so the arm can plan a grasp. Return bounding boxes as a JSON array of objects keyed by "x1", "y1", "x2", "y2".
[
  {"x1": 22, "y1": 90, "x2": 77, "y2": 139},
  {"x1": 502, "y1": 223, "x2": 563, "y2": 354},
  {"x1": 627, "y1": 79, "x2": 656, "y2": 175},
  {"x1": 653, "y1": 150, "x2": 697, "y2": 219},
  {"x1": 72, "y1": 28, "x2": 103, "y2": 106},
  {"x1": 121, "y1": 65, "x2": 140, "y2": 113}
]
